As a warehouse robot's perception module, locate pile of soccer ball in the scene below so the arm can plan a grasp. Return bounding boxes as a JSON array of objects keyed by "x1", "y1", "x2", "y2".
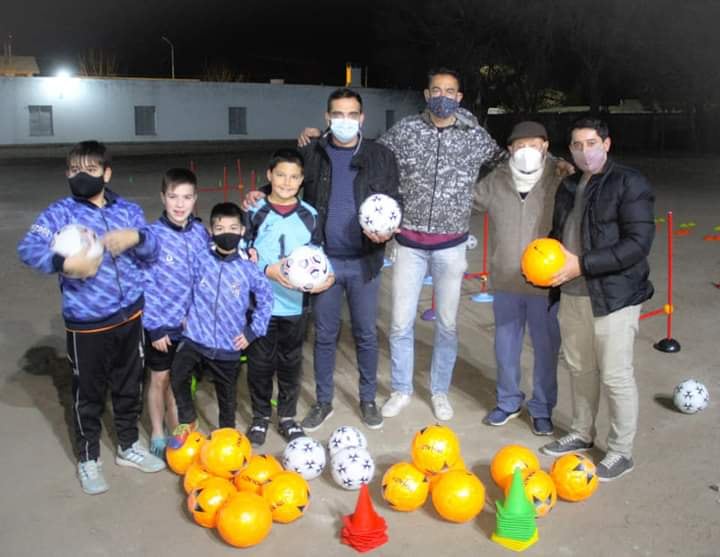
[
  {"x1": 490, "y1": 444, "x2": 599, "y2": 518},
  {"x1": 281, "y1": 426, "x2": 376, "y2": 490},
  {"x1": 166, "y1": 428, "x2": 311, "y2": 548},
  {"x1": 382, "y1": 424, "x2": 486, "y2": 523}
]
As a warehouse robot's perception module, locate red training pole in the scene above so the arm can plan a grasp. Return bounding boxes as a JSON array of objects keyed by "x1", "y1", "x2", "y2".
[
  {"x1": 223, "y1": 166, "x2": 229, "y2": 201},
  {"x1": 250, "y1": 170, "x2": 257, "y2": 190},
  {"x1": 666, "y1": 211, "x2": 674, "y2": 339}
]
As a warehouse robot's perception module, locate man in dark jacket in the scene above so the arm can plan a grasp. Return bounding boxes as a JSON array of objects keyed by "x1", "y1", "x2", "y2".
[
  {"x1": 540, "y1": 118, "x2": 655, "y2": 482},
  {"x1": 245, "y1": 88, "x2": 400, "y2": 431}
]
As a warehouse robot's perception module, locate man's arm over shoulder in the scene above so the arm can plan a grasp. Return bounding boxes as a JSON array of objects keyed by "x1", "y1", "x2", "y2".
[{"x1": 581, "y1": 170, "x2": 655, "y2": 276}]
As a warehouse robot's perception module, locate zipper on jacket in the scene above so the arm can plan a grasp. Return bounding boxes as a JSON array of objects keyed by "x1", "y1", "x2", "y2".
[
  {"x1": 427, "y1": 130, "x2": 442, "y2": 230},
  {"x1": 212, "y1": 263, "x2": 224, "y2": 350},
  {"x1": 100, "y1": 209, "x2": 126, "y2": 311}
]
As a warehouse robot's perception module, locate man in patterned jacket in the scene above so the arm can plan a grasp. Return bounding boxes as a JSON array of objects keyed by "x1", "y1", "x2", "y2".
[{"x1": 378, "y1": 68, "x2": 506, "y2": 421}]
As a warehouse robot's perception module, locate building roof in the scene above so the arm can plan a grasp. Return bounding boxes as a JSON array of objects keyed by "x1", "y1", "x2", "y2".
[{"x1": 0, "y1": 56, "x2": 40, "y2": 77}]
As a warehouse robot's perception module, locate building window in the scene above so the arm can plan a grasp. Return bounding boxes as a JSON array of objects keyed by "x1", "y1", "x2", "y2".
[
  {"x1": 229, "y1": 107, "x2": 247, "y2": 135},
  {"x1": 134, "y1": 106, "x2": 156, "y2": 136},
  {"x1": 385, "y1": 109, "x2": 396, "y2": 130},
  {"x1": 29, "y1": 105, "x2": 53, "y2": 136}
]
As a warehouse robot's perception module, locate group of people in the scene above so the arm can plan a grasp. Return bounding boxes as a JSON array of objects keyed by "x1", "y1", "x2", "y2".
[{"x1": 17, "y1": 67, "x2": 655, "y2": 497}]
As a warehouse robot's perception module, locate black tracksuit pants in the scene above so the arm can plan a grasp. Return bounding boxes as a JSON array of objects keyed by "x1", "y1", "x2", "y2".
[
  {"x1": 66, "y1": 317, "x2": 144, "y2": 463},
  {"x1": 246, "y1": 313, "x2": 309, "y2": 419},
  {"x1": 171, "y1": 342, "x2": 240, "y2": 428}
]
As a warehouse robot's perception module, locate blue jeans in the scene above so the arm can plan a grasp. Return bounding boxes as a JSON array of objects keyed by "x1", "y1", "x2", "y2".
[
  {"x1": 492, "y1": 291, "x2": 560, "y2": 418},
  {"x1": 312, "y1": 257, "x2": 381, "y2": 404},
  {"x1": 389, "y1": 244, "x2": 467, "y2": 396}
]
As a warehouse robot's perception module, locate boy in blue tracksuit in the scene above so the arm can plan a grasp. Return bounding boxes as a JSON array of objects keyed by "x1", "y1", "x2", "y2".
[
  {"x1": 17, "y1": 140, "x2": 165, "y2": 495},
  {"x1": 169, "y1": 202, "x2": 273, "y2": 448},
  {"x1": 142, "y1": 168, "x2": 209, "y2": 457},
  {"x1": 244, "y1": 148, "x2": 335, "y2": 447}
]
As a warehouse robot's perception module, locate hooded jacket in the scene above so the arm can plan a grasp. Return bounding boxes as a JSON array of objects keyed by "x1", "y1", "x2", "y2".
[
  {"x1": 378, "y1": 108, "x2": 506, "y2": 236},
  {"x1": 142, "y1": 214, "x2": 209, "y2": 341},
  {"x1": 17, "y1": 189, "x2": 158, "y2": 331}
]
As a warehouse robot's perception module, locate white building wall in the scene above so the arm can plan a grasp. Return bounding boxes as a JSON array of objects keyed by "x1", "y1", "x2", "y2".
[{"x1": 0, "y1": 77, "x2": 424, "y2": 145}]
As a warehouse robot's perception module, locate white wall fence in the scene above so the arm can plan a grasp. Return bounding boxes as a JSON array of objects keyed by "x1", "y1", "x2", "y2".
[{"x1": 0, "y1": 77, "x2": 424, "y2": 147}]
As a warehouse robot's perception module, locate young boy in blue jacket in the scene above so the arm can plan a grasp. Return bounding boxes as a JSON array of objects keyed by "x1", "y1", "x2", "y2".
[
  {"x1": 169, "y1": 202, "x2": 273, "y2": 448},
  {"x1": 17, "y1": 140, "x2": 165, "y2": 495},
  {"x1": 244, "y1": 148, "x2": 334, "y2": 447},
  {"x1": 142, "y1": 168, "x2": 209, "y2": 457}
]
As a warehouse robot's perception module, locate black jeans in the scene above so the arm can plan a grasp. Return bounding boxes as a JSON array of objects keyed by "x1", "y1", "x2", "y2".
[
  {"x1": 170, "y1": 342, "x2": 240, "y2": 428},
  {"x1": 66, "y1": 317, "x2": 144, "y2": 462},
  {"x1": 246, "y1": 313, "x2": 309, "y2": 419}
]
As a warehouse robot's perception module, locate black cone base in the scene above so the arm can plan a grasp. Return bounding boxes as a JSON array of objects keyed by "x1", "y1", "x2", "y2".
[{"x1": 654, "y1": 338, "x2": 681, "y2": 353}]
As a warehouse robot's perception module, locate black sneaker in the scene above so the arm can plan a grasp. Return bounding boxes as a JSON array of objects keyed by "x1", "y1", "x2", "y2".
[
  {"x1": 278, "y1": 419, "x2": 305, "y2": 443},
  {"x1": 246, "y1": 417, "x2": 270, "y2": 447},
  {"x1": 360, "y1": 400, "x2": 384, "y2": 430},
  {"x1": 597, "y1": 453, "x2": 634, "y2": 482},
  {"x1": 540, "y1": 433, "x2": 594, "y2": 456},
  {"x1": 301, "y1": 402, "x2": 334, "y2": 432}
]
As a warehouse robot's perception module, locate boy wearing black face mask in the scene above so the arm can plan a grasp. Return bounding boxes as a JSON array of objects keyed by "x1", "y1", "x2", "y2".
[
  {"x1": 168, "y1": 202, "x2": 274, "y2": 449},
  {"x1": 17, "y1": 140, "x2": 166, "y2": 496}
]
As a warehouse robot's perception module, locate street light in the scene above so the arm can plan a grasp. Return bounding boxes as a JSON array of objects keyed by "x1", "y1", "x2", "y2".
[{"x1": 161, "y1": 36, "x2": 175, "y2": 79}]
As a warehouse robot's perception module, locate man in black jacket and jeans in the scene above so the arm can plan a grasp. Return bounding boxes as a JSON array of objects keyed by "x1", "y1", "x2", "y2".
[
  {"x1": 540, "y1": 118, "x2": 655, "y2": 482},
  {"x1": 244, "y1": 88, "x2": 400, "y2": 431}
]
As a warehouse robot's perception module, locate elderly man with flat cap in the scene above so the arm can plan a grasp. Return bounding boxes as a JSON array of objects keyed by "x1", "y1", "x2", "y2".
[{"x1": 473, "y1": 121, "x2": 563, "y2": 436}]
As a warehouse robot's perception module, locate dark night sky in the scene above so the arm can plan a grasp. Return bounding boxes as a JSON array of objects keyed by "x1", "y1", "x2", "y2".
[{"x1": 2, "y1": 0, "x2": 375, "y2": 84}]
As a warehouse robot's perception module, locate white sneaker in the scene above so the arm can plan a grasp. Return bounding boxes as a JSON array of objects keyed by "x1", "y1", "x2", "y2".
[
  {"x1": 431, "y1": 393, "x2": 454, "y2": 421},
  {"x1": 382, "y1": 392, "x2": 411, "y2": 418},
  {"x1": 116, "y1": 441, "x2": 166, "y2": 473},
  {"x1": 77, "y1": 459, "x2": 109, "y2": 495}
]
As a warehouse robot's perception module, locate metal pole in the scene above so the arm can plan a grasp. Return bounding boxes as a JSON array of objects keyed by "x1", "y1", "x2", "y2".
[{"x1": 161, "y1": 36, "x2": 175, "y2": 79}]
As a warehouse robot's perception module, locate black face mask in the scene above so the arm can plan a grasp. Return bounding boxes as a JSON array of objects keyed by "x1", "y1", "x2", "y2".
[
  {"x1": 213, "y1": 233, "x2": 242, "y2": 252},
  {"x1": 68, "y1": 172, "x2": 105, "y2": 199}
]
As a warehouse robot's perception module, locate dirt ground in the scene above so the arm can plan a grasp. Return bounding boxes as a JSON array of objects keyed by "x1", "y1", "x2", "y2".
[{"x1": 1, "y1": 152, "x2": 718, "y2": 557}]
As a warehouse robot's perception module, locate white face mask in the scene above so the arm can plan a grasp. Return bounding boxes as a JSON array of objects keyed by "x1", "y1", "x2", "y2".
[
  {"x1": 511, "y1": 146, "x2": 544, "y2": 173},
  {"x1": 330, "y1": 118, "x2": 360, "y2": 143}
]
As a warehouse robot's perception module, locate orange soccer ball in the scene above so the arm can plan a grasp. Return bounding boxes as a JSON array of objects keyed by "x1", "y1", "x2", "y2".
[
  {"x1": 490, "y1": 445, "x2": 540, "y2": 490},
  {"x1": 411, "y1": 425, "x2": 461, "y2": 475},
  {"x1": 428, "y1": 454, "x2": 466, "y2": 493},
  {"x1": 216, "y1": 492, "x2": 273, "y2": 548},
  {"x1": 261, "y1": 470, "x2": 311, "y2": 524},
  {"x1": 381, "y1": 462, "x2": 430, "y2": 512},
  {"x1": 234, "y1": 454, "x2": 284, "y2": 495},
  {"x1": 521, "y1": 238, "x2": 565, "y2": 287},
  {"x1": 550, "y1": 453, "x2": 599, "y2": 502},
  {"x1": 200, "y1": 428, "x2": 252, "y2": 479},
  {"x1": 504, "y1": 469, "x2": 557, "y2": 517},
  {"x1": 187, "y1": 476, "x2": 237, "y2": 528},
  {"x1": 183, "y1": 461, "x2": 214, "y2": 494},
  {"x1": 166, "y1": 431, "x2": 207, "y2": 475},
  {"x1": 431, "y1": 470, "x2": 486, "y2": 523}
]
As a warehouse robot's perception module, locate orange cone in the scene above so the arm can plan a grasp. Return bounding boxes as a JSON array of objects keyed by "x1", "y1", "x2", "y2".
[{"x1": 341, "y1": 484, "x2": 388, "y2": 552}]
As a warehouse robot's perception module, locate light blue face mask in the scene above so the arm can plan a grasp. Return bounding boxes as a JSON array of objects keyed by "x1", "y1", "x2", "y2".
[{"x1": 330, "y1": 118, "x2": 360, "y2": 143}]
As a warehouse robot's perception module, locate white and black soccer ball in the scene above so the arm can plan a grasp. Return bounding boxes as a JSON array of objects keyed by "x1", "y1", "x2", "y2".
[
  {"x1": 327, "y1": 426, "x2": 368, "y2": 459},
  {"x1": 358, "y1": 194, "x2": 402, "y2": 236},
  {"x1": 281, "y1": 245, "x2": 330, "y2": 291},
  {"x1": 282, "y1": 436, "x2": 326, "y2": 481},
  {"x1": 51, "y1": 224, "x2": 104, "y2": 259},
  {"x1": 673, "y1": 379, "x2": 710, "y2": 414},
  {"x1": 330, "y1": 446, "x2": 375, "y2": 490},
  {"x1": 465, "y1": 234, "x2": 478, "y2": 250}
]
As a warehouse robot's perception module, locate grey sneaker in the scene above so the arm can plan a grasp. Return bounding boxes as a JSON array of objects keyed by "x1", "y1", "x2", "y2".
[
  {"x1": 301, "y1": 402, "x2": 334, "y2": 432},
  {"x1": 540, "y1": 433, "x2": 594, "y2": 456},
  {"x1": 116, "y1": 441, "x2": 166, "y2": 473},
  {"x1": 360, "y1": 401, "x2": 384, "y2": 429},
  {"x1": 431, "y1": 393, "x2": 454, "y2": 421},
  {"x1": 597, "y1": 453, "x2": 634, "y2": 482},
  {"x1": 381, "y1": 392, "x2": 411, "y2": 418},
  {"x1": 78, "y1": 459, "x2": 109, "y2": 495}
]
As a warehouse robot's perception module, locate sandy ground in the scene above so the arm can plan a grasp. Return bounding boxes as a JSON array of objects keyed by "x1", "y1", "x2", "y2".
[{"x1": 0, "y1": 152, "x2": 718, "y2": 557}]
